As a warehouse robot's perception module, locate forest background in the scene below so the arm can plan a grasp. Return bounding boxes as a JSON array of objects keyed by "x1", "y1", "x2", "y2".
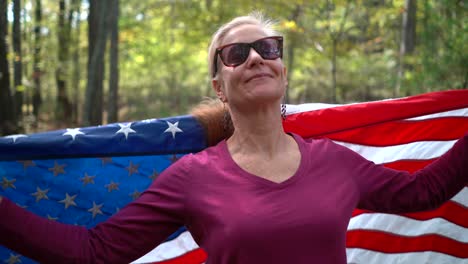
[{"x1": 0, "y1": 0, "x2": 466, "y2": 136}]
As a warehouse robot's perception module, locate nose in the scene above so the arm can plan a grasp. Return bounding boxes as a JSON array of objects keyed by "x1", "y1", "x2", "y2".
[{"x1": 244, "y1": 47, "x2": 264, "y2": 68}]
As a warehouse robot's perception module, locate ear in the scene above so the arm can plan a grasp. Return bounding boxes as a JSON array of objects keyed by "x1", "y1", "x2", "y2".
[
  {"x1": 212, "y1": 79, "x2": 226, "y2": 102},
  {"x1": 283, "y1": 66, "x2": 288, "y2": 87}
]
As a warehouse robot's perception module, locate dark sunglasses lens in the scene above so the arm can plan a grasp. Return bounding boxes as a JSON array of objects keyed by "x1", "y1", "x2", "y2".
[
  {"x1": 221, "y1": 44, "x2": 250, "y2": 66},
  {"x1": 254, "y1": 38, "x2": 281, "y2": 59}
]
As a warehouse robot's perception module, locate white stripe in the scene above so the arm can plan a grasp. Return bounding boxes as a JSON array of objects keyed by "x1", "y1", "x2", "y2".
[
  {"x1": 285, "y1": 103, "x2": 342, "y2": 115},
  {"x1": 348, "y1": 213, "x2": 468, "y2": 243},
  {"x1": 405, "y1": 107, "x2": 468, "y2": 120},
  {"x1": 346, "y1": 248, "x2": 465, "y2": 264},
  {"x1": 131, "y1": 231, "x2": 199, "y2": 264},
  {"x1": 333, "y1": 140, "x2": 457, "y2": 164},
  {"x1": 452, "y1": 187, "x2": 468, "y2": 207}
]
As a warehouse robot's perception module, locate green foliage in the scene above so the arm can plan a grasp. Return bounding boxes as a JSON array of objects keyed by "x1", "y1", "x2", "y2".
[{"x1": 7, "y1": 0, "x2": 468, "y2": 127}]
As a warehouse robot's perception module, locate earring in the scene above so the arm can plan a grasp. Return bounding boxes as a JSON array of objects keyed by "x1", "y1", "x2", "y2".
[
  {"x1": 223, "y1": 102, "x2": 231, "y2": 132},
  {"x1": 281, "y1": 103, "x2": 286, "y2": 120}
]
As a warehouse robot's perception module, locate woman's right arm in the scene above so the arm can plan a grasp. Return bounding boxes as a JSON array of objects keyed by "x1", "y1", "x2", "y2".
[{"x1": 0, "y1": 156, "x2": 191, "y2": 264}]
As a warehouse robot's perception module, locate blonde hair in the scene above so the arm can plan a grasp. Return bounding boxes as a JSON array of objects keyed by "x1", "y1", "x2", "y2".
[
  {"x1": 193, "y1": 12, "x2": 280, "y2": 146},
  {"x1": 208, "y1": 11, "x2": 280, "y2": 79}
]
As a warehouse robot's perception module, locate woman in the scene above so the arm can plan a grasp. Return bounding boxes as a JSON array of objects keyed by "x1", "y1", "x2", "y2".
[{"x1": 0, "y1": 12, "x2": 467, "y2": 264}]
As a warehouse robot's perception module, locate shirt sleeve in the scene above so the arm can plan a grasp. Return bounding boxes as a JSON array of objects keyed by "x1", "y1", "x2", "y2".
[
  {"x1": 0, "y1": 155, "x2": 191, "y2": 264},
  {"x1": 352, "y1": 133, "x2": 468, "y2": 213}
]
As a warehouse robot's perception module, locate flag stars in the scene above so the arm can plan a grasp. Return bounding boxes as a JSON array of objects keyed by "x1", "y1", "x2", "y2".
[
  {"x1": 129, "y1": 190, "x2": 142, "y2": 200},
  {"x1": 47, "y1": 215, "x2": 59, "y2": 221},
  {"x1": 170, "y1": 154, "x2": 179, "y2": 163},
  {"x1": 149, "y1": 169, "x2": 159, "y2": 180},
  {"x1": 88, "y1": 202, "x2": 104, "y2": 219},
  {"x1": 5, "y1": 253, "x2": 22, "y2": 264},
  {"x1": 126, "y1": 161, "x2": 139, "y2": 176},
  {"x1": 164, "y1": 121, "x2": 183, "y2": 139},
  {"x1": 59, "y1": 193, "x2": 78, "y2": 209},
  {"x1": 80, "y1": 173, "x2": 96, "y2": 186},
  {"x1": 5, "y1": 134, "x2": 27, "y2": 143},
  {"x1": 105, "y1": 181, "x2": 120, "y2": 192},
  {"x1": 31, "y1": 187, "x2": 49, "y2": 202},
  {"x1": 116, "y1": 123, "x2": 136, "y2": 139},
  {"x1": 100, "y1": 157, "x2": 113, "y2": 166},
  {"x1": 1, "y1": 177, "x2": 16, "y2": 190},
  {"x1": 63, "y1": 128, "x2": 85, "y2": 140},
  {"x1": 18, "y1": 160, "x2": 36, "y2": 170},
  {"x1": 48, "y1": 161, "x2": 66, "y2": 176}
]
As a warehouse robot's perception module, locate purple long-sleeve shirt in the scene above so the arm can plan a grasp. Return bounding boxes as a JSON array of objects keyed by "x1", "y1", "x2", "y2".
[{"x1": 1, "y1": 133, "x2": 467, "y2": 263}]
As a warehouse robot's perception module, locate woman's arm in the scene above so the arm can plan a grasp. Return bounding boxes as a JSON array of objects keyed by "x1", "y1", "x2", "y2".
[
  {"x1": 0, "y1": 156, "x2": 191, "y2": 264},
  {"x1": 353, "y1": 133, "x2": 467, "y2": 213}
]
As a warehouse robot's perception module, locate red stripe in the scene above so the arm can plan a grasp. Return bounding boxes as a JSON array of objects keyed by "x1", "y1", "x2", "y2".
[
  {"x1": 284, "y1": 90, "x2": 468, "y2": 138},
  {"x1": 352, "y1": 200, "x2": 468, "y2": 228},
  {"x1": 383, "y1": 159, "x2": 435, "y2": 173},
  {"x1": 325, "y1": 118, "x2": 468, "y2": 146},
  {"x1": 346, "y1": 230, "x2": 468, "y2": 258},
  {"x1": 151, "y1": 248, "x2": 207, "y2": 264}
]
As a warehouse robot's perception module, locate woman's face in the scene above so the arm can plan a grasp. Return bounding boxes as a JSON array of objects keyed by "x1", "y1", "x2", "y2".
[{"x1": 212, "y1": 24, "x2": 287, "y2": 111}]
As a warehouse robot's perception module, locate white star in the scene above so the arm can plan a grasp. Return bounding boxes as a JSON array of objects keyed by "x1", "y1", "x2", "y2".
[
  {"x1": 5, "y1": 253, "x2": 22, "y2": 264},
  {"x1": 164, "y1": 121, "x2": 183, "y2": 139},
  {"x1": 5, "y1": 134, "x2": 27, "y2": 143},
  {"x1": 59, "y1": 193, "x2": 78, "y2": 209},
  {"x1": 63, "y1": 128, "x2": 84, "y2": 140},
  {"x1": 116, "y1": 123, "x2": 136, "y2": 139},
  {"x1": 88, "y1": 201, "x2": 104, "y2": 219}
]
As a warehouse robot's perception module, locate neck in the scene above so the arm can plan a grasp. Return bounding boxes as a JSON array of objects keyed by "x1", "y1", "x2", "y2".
[{"x1": 227, "y1": 104, "x2": 289, "y2": 157}]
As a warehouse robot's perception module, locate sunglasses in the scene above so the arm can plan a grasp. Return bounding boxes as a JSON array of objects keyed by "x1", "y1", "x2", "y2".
[{"x1": 213, "y1": 36, "x2": 283, "y2": 77}]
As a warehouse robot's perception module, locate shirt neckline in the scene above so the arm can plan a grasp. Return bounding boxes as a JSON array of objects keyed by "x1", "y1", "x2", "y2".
[{"x1": 218, "y1": 133, "x2": 308, "y2": 189}]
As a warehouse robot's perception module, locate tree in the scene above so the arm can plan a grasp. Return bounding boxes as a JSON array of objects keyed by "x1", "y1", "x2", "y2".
[
  {"x1": 32, "y1": 0, "x2": 42, "y2": 126},
  {"x1": 107, "y1": 0, "x2": 119, "y2": 123},
  {"x1": 0, "y1": 0, "x2": 17, "y2": 135},
  {"x1": 84, "y1": 0, "x2": 108, "y2": 125},
  {"x1": 55, "y1": 0, "x2": 72, "y2": 124},
  {"x1": 70, "y1": 0, "x2": 81, "y2": 124},
  {"x1": 395, "y1": 0, "x2": 416, "y2": 97},
  {"x1": 13, "y1": 0, "x2": 23, "y2": 122}
]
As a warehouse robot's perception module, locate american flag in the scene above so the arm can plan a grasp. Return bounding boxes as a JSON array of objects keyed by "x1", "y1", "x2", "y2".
[{"x1": 1, "y1": 89, "x2": 467, "y2": 264}]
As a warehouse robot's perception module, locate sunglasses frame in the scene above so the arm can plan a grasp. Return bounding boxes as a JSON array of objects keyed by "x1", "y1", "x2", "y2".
[{"x1": 212, "y1": 36, "x2": 283, "y2": 78}]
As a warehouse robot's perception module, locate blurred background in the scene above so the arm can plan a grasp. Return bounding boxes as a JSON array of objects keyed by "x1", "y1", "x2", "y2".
[{"x1": 0, "y1": 0, "x2": 466, "y2": 135}]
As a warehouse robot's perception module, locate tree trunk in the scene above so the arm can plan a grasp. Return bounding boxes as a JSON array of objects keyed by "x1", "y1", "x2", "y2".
[
  {"x1": 13, "y1": 0, "x2": 23, "y2": 122},
  {"x1": 331, "y1": 38, "x2": 337, "y2": 103},
  {"x1": 84, "y1": 0, "x2": 108, "y2": 126},
  {"x1": 285, "y1": 5, "x2": 301, "y2": 104},
  {"x1": 32, "y1": 0, "x2": 42, "y2": 125},
  {"x1": 395, "y1": 0, "x2": 416, "y2": 97},
  {"x1": 55, "y1": 0, "x2": 72, "y2": 125},
  {"x1": 107, "y1": 0, "x2": 119, "y2": 123},
  {"x1": 70, "y1": 0, "x2": 81, "y2": 124},
  {"x1": 0, "y1": 0, "x2": 17, "y2": 135}
]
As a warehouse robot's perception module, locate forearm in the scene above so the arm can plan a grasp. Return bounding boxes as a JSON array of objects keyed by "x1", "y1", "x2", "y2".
[{"x1": 0, "y1": 198, "x2": 91, "y2": 263}]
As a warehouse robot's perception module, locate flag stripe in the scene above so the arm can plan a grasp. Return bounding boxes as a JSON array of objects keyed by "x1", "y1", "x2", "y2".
[
  {"x1": 131, "y1": 231, "x2": 199, "y2": 263},
  {"x1": 352, "y1": 200, "x2": 468, "y2": 227},
  {"x1": 348, "y1": 213, "x2": 468, "y2": 243},
  {"x1": 324, "y1": 117, "x2": 468, "y2": 146},
  {"x1": 284, "y1": 90, "x2": 468, "y2": 138},
  {"x1": 346, "y1": 230, "x2": 468, "y2": 258},
  {"x1": 149, "y1": 249, "x2": 207, "y2": 264},
  {"x1": 345, "y1": 248, "x2": 466, "y2": 264},
  {"x1": 333, "y1": 140, "x2": 456, "y2": 164},
  {"x1": 405, "y1": 107, "x2": 468, "y2": 120}
]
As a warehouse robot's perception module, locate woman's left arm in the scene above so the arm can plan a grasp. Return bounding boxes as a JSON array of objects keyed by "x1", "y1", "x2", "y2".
[{"x1": 355, "y1": 133, "x2": 467, "y2": 213}]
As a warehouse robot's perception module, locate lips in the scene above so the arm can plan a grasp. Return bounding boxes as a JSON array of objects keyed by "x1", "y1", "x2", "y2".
[{"x1": 245, "y1": 73, "x2": 273, "y2": 83}]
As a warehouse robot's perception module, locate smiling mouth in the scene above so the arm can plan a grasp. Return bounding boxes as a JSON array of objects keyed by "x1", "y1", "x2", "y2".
[{"x1": 246, "y1": 73, "x2": 273, "y2": 82}]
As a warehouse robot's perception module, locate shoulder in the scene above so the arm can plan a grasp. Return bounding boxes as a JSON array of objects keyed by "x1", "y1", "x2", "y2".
[{"x1": 162, "y1": 140, "x2": 226, "y2": 178}]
